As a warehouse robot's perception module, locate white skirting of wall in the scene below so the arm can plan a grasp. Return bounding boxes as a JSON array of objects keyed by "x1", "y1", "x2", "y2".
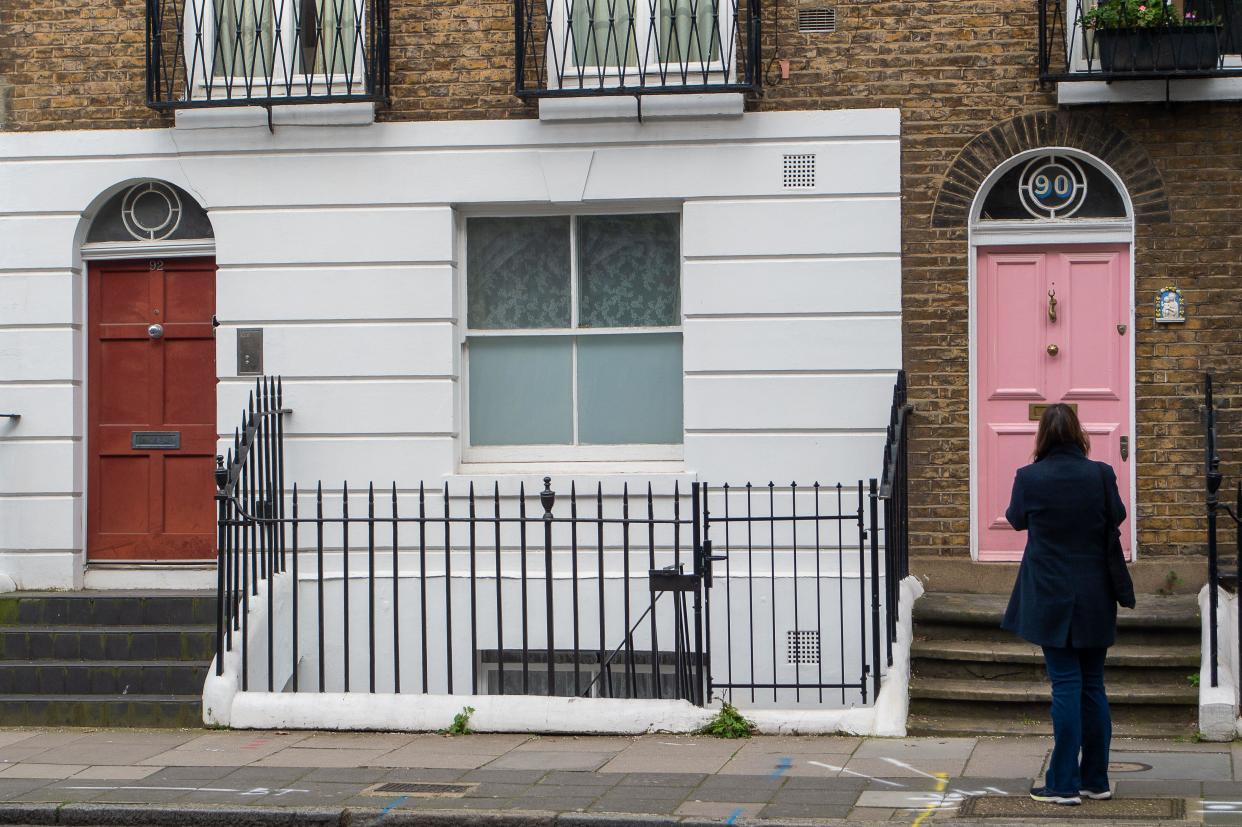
[
  {"x1": 1198, "y1": 584, "x2": 1240, "y2": 741},
  {"x1": 205, "y1": 576, "x2": 924, "y2": 735}
]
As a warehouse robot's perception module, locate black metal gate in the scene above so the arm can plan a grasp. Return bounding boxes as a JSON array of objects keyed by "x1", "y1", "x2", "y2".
[{"x1": 215, "y1": 375, "x2": 909, "y2": 709}]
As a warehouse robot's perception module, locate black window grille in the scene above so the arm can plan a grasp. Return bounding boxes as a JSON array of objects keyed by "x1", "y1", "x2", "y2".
[
  {"x1": 515, "y1": 0, "x2": 762, "y2": 97},
  {"x1": 146, "y1": 0, "x2": 390, "y2": 109}
]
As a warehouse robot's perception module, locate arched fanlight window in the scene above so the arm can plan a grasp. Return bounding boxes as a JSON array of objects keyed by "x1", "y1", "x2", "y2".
[
  {"x1": 979, "y1": 153, "x2": 1127, "y2": 221},
  {"x1": 86, "y1": 182, "x2": 213, "y2": 243}
]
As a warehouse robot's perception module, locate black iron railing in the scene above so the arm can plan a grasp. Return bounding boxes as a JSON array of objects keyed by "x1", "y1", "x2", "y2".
[
  {"x1": 214, "y1": 377, "x2": 291, "y2": 681},
  {"x1": 214, "y1": 375, "x2": 908, "y2": 709},
  {"x1": 1205, "y1": 373, "x2": 1240, "y2": 689},
  {"x1": 515, "y1": 0, "x2": 761, "y2": 97},
  {"x1": 1039, "y1": 0, "x2": 1242, "y2": 82},
  {"x1": 878, "y1": 370, "x2": 910, "y2": 671},
  {"x1": 147, "y1": 0, "x2": 390, "y2": 108}
]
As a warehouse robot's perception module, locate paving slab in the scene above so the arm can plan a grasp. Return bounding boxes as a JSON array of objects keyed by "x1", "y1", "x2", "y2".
[
  {"x1": 1111, "y1": 750, "x2": 1232, "y2": 781},
  {"x1": 289, "y1": 732, "x2": 416, "y2": 751},
  {"x1": 598, "y1": 737, "x2": 742, "y2": 774},
  {"x1": 0, "y1": 763, "x2": 87, "y2": 779},
  {"x1": 29, "y1": 741, "x2": 175, "y2": 766},
  {"x1": 252, "y1": 746, "x2": 394, "y2": 768},
  {"x1": 675, "y1": 800, "x2": 764, "y2": 818},
  {"x1": 515, "y1": 736, "x2": 636, "y2": 752},
  {"x1": 852, "y1": 737, "x2": 977, "y2": 760},
  {"x1": 139, "y1": 732, "x2": 309, "y2": 767},
  {"x1": 71, "y1": 765, "x2": 163, "y2": 780},
  {"x1": 486, "y1": 750, "x2": 617, "y2": 771}
]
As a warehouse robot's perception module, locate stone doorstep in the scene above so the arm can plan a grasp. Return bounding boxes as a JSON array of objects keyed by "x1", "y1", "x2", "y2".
[
  {"x1": 912, "y1": 591, "x2": 1201, "y2": 628},
  {"x1": 909, "y1": 676, "x2": 1198, "y2": 704},
  {"x1": 912, "y1": 639, "x2": 1200, "y2": 667},
  {"x1": 910, "y1": 557, "x2": 1207, "y2": 597}
]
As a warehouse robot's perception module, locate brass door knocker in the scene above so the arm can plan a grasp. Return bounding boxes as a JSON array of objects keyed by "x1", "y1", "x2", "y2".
[{"x1": 1047, "y1": 289, "x2": 1058, "y2": 323}]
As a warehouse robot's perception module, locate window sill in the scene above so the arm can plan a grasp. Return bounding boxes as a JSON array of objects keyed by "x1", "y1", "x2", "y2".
[
  {"x1": 173, "y1": 101, "x2": 376, "y2": 129},
  {"x1": 447, "y1": 462, "x2": 694, "y2": 492},
  {"x1": 1057, "y1": 76, "x2": 1242, "y2": 104},
  {"x1": 537, "y1": 92, "x2": 744, "y2": 123}
]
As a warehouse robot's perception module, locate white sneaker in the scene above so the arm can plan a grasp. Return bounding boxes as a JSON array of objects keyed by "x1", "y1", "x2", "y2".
[{"x1": 1079, "y1": 788, "x2": 1113, "y2": 800}]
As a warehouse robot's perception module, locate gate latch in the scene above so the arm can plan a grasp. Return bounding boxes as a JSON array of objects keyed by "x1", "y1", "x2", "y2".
[{"x1": 649, "y1": 565, "x2": 697, "y2": 593}]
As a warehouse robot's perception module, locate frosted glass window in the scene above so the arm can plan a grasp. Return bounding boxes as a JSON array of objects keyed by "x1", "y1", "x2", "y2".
[
  {"x1": 578, "y1": 334, "x2": 683, "y2": 444},
  {"x1": 468, "y1": 337, "x2": 573, "y2": 446},
  {"x1": 465, "y1": 213, "x2": 682, "y2": 453},
  {"x1": 572, "y1": 0, "x2": 639, "y2": 67},
  {"x1": 467, "y1": 217, "x2": 571, "y2": 329},
  {"x1": 578, "y1": 214, "x2": 680, "y2": 328}
]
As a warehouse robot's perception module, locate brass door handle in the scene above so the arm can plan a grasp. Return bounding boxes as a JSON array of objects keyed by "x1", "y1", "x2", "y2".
[
  {"x1": 1047, "y1": 344, "x2": 1059, "y2": 356},
  {"x1": 1048, "y1": 289, "x2": 1058, "y2": 323}
]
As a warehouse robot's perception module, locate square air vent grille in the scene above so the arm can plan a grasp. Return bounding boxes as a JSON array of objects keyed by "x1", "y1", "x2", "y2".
[
  {"x1": 783, "y1": 153, "x2": 816, "y2": 189},
  {"x1": 798, "y1": 7, "x2": 836, "y2": 32},
  {"x1": 787, "y1": 630, "x2": 820, "y2": 664}
]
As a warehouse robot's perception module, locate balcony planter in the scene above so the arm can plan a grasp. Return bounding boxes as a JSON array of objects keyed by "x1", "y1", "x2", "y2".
[{"x1": 1095, "y1": 26, "x2": 1223, "y2": 72}]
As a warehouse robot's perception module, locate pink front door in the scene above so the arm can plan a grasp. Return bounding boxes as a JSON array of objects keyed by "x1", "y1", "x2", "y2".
[{"x1": 977, "y1": 245, "x2": 1132, "y2": 562}]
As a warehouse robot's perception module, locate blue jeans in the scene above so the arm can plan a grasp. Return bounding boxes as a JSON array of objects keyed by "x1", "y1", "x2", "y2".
[{"x1": 1041, "y1": 646, "x2": 1111, "y2": 795}]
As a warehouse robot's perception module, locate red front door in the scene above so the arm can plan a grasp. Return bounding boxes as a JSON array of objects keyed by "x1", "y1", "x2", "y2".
[
  {"x1": 976, "y1": 245, "x2": 1132, "y2": 562},
  {"x1": 88, "y1": 257, "x2": 218, "y2": 561}
]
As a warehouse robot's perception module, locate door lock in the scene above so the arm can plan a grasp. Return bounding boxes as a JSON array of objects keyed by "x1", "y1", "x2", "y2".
[
  {"x1": 147, "y1": 323, "x2": 165, "y2": 340},
  {"x1": 1120, "y1": 436, "x2": 1129, "y2": 462},
  {"x1": 1046, "y1": 343, "x2": 1059, "y2": 356}
]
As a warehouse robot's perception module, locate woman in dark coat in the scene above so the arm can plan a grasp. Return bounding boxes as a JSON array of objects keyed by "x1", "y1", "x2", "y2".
[{"x1": 1001, "y1": 403, "x2": 1135, "y2": 806}]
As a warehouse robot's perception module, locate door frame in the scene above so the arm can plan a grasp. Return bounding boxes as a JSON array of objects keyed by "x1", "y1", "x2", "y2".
[
  {"x1": 966, "y1": 147, "x2": 1138, "y2": 561},
  {"x1": 80, "y1": 240, "x2": 217, "y2": 567}
]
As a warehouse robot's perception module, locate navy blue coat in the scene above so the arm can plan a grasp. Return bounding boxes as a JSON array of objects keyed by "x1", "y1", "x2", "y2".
[{"x1": 1000, "y1": 444, "x2": 1127, "y2": 649}]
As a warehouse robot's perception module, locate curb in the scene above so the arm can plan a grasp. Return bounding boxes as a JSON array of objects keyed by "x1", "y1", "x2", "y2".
[{"x1": 0, "y1": 803, "x2": 863, "y2": 827}]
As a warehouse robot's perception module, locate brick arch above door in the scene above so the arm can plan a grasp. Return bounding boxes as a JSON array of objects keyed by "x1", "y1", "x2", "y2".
[{"x1": 930, "y1": 112, "x2": 1171, "y2": 229}]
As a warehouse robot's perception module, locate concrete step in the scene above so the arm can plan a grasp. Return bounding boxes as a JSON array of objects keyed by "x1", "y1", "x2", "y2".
[
  {"x1": 0, "y1": 694, "x2": 203, "y2": 728},
  {"x1": 0, "y1": 592, "x2": 215, "y2": 627},
  {"x1": 0, "y1": 626, "x2": 215, "y2": 662},
  {"x1": 0, "y1": 661, "x2": 208, "y2": 696},
  {"x1": 906, "y1": 712, "x2": 1198, "y2": 739},
  {"x1": 909, "y1": 676, "x2": 1198, "y2": 706},
  {"x1": 912, "y1": 639, "x2": 1200, "y2": 667},
  {"x1": 914, "y1": 592, "x2": 1200, "y2": 628}
]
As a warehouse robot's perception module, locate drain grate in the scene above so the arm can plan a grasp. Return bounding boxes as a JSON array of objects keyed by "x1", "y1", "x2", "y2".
[
  {"x1": 362, "y1": 781, "x2": 477, "y2": 797},
  {"x1": 960, "y1": 796, "x2": 1184, "y2": 820}
]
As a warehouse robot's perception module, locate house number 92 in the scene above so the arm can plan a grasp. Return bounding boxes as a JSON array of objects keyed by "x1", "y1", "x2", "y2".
[{"x1": 149, "y1": 260, "x2": 164, "y2": 271}]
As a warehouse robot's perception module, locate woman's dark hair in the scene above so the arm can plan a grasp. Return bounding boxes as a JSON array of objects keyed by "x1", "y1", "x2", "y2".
[{"x1": 1034, "y1": 403, "x2": 1091, "y2": 460}]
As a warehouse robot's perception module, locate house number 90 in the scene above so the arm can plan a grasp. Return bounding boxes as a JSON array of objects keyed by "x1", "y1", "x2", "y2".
[{"x1": 149, "y1": 260, "x2": 164, "y2": 271}]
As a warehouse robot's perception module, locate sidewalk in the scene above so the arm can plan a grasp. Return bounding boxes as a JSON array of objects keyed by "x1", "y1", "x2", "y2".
[{"x1": 0, "y1": 728, "x2": 1236, "y2": 825}]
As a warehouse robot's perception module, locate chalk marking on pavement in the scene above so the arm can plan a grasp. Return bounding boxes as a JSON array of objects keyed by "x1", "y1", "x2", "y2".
[
  {"x1": 771, "y1": 757, "x2": 792, "y2": 779},
  {"x1": 724, "y1": 807, "x2": 744, "y2": 824},
  {"x1": 379, "y1": 795, "x2": 410, "y2": 816},
  {"x1": 806, "y1": 760, "x2": 904, "y2": 787},
  {"x1": 910, "y1": 772, "x2": 949, "y2": 827},
  {"x1": 1199, "y1": 801, "x2": 1242, "y2": 812},
  {"x1": 879, "y1": 757, "x2": 943, "y2": 781}
]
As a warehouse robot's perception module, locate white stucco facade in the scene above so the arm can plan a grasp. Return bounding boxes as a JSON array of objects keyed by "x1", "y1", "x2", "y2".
[{"x1": 0, "y1": 107, "x2": 902, "y2": 591}]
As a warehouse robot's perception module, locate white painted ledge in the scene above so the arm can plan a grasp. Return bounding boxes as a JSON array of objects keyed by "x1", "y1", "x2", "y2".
[
  {"x1": 174, "y1": 102, "x2": 376, "y2": 130},
  {"x1": 209, "y1": 573, "x2": 925, "y2": 735},
  {"x1": 1198, "y1": 584, "x2": 1240, "y2": 741},
  {"x1": 538, "y1": 93, "x2": 744, "y2": 123},
  {"x1": 84, "y1": 565, "x2": 218, "y2": 591},
  {"x1": 1058, "y1": 77, "x2": 1242, "y2": 105}
]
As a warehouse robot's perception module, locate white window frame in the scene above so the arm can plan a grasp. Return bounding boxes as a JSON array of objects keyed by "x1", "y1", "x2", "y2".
[
  {"x1": 459, "y1": 206, "x2": 686, "y2": 466},
  {"x1": 183, "y1": 0, "x2": 368, "y2": 100},
  {"x1": 1064, "y1": 0, "x2": 1242, "y2": 75},
  {"x1": 544, "y1": 0, "x2": 736, "y2": 91}
]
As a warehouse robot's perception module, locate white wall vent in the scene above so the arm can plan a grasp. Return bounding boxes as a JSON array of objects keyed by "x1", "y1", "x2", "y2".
[
  {"x1": 783, "y1": 153, "x2": 816, "y2": 189},
  {"x1": 786, "y1": 630, "x2": 820, "y2": 664},
  {"x1": 798, "y1": 8, "x2": 836, "y2": 32}
]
